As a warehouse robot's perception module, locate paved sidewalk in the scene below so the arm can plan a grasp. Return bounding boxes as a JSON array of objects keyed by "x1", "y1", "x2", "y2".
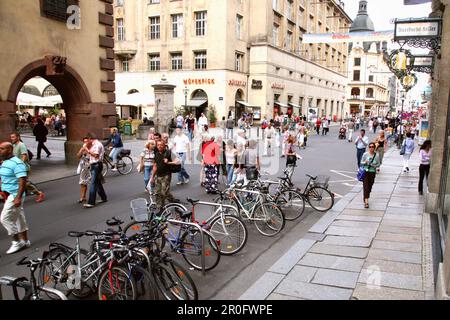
[{"x1": 240, "y1": 148, "x2": 435, "y2": 300}]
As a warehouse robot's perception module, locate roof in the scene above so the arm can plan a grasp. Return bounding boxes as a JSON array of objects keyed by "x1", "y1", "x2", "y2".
[{"x1": 349, "y1": 0, "x2": 375, "y2": 33}]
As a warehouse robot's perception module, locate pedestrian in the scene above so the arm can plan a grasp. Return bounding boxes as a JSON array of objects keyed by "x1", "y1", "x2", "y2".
[
  {"x1": 10, "y1": 132, "x2": 45, "y2": 203},
  {"x1": 198, "y1": 113, "x2": 208, "y2": 134},
  {"x1": 140, "y1": 140, "x2": 156, "y2": 193},
  {"x1": 151, "y1": 140, "x2": 178, "y2": 209},
  {"x1": 83, "y1": 133, "x2": 107, "y2": 208},
  {"x1": 33, "y1": 118, "x2": 51, "y2": 159},
  {"x1": 226, "y1": 116, "x2": 234, "y2": 140},
  {"x1": 176, "y1": 113, "x2": 184, "y2": 128},
  {"x1": 225, "y1": 139, "x2": 237, "y2": 186},
  {"x1": 322, "y1": 118, "x2": 329, "y2": 136},
  {"x1": 76, "y1": 137, "x2": 91, "y2": 203},
  {"x1": 172, "y1": 127, "x2": 191, "y2": 185},
  {"x1": 285, "y1": 135, "x2": 299, "y2": 167},
  {"x1": 355, "y1": 129, "x2": 369, "y2": 170},
  {"x1": 202, "y1": 135, "x2": 220, "y2": 194},
  {"x1": 244, "y1": 139, "x2": 260, "y2": 183},
  {"x1": 104, "y1": 127, "x2": 124, "y2": 172},
  {"x1": 418, "y1": 140, "x2": 432, "y2": 195},
  {"x1": 297, "y1": 126, "x2": 306, "y2": 149},
  {"x1": 147, "y1": 127, "x2": 156, "y2": 141},
  {"x1": 263, "y1": 122, "x2": 276, "y2": 156},
  {"x1": 186, "y1": 114, "x2": 196, "y2": 141},
  {"x1": 0, "y1": 142, "x2": 31, "y2": 254},
  {"x1": 197, "y1": 133, "x2": 209, "y2": 187},
  {"x1": 315, "y1": 118, "x2": 322, "y2": 135},
  {"x1": 375, "y1": 130, "x2": 387, "y2": 168},
  {"x1": 220, "y1": 116, "x2": 227, "y2": 138},
  {"x1": 347, "y1": 119, "x2": 355, "y2": 142},
  {"x1": 402, "y1": 132, "x2": 415, "y2": 173},
  {"x1": 361, "y1": 142, "x2": 381, "y2": 209}
]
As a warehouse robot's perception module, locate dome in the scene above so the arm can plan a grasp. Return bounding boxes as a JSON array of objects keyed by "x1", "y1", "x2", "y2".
[{"x1": 350, "y1": 0, "x2": 375, "y2": 33}]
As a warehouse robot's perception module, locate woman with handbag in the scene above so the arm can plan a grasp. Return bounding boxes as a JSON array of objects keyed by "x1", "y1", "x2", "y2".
[
  {"x1": 202, "y1": 135, "x2": 220, "y2": 194},
  {"x1": 361, "y1": 143, "x2": 381, "y2": 209},
  {"x1": 140, "y1": 140, "x2": 156, "y2": 193},
  {"x1": 401, "y1": 132, "x2": 415, "y2": 173}
]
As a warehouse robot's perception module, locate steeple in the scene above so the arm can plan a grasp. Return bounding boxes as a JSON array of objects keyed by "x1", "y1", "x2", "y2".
[{"x1": 349, "y1": 0, "x2": 375, "y2": 33}]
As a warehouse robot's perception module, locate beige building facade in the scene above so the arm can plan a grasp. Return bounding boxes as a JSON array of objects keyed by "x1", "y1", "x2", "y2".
[
  {"x1": 113, "y1": 0, "x2": 351, "y2": 122},
  {"x1": 0, "y1": 0, "x2": 116, "y2": 164}
]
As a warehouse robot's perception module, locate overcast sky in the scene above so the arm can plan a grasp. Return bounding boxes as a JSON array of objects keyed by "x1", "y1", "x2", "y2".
[{"x1": 342, "y1": 0, "x2": 432, "y2": 31}]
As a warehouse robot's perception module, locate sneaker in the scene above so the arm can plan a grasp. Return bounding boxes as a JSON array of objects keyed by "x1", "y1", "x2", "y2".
[
  {"x1": 97, "y1": 199, "x2": 108, "y2": 204},
  {"x1": 184, "y1": 179, "x2": 190, "y2": 184},
  {"x1": 177, "y1": 181, "x2": 183, "y2": 185},
  {"x1": 111, "y1": 168, "x2": 118, "y2": 172},
  {"x1": 83, "y1": 204, "x2": 95, "y2": 208},
  {"x1": 36, "y1": 192, "x2": 45, "y2": 203},
  {"x1": 46, "y1": 153, "x2": 51, "y2": 158},
  {"x1": 407, "y1": 167, "x2": 410, "y2": 172},
  {"x1": 22, "y1": 240, "x2": 31, "y2": 248},
  {"x1": 6, "y1": 241, "x2": 26, "y2": 255}
]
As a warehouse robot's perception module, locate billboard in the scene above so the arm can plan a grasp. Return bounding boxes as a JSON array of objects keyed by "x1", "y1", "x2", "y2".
[{"x1": 302, "y1": 31, "x2": 394, "y2": 44}]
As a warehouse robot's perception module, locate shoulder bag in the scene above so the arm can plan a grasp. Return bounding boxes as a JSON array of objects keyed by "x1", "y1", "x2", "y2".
[{"x1": 357, "y1": 153, "x2": 377, "y2": 182}]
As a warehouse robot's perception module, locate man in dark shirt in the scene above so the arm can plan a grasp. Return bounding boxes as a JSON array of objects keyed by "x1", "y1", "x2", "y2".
[{"x1": 151, "y1": 140, "x2": 177, "y2": 209}]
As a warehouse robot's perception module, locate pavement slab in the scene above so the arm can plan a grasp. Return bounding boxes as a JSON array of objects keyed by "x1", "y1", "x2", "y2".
[
  {"x1": 380, "y1": 219, "x2": 422, "y2": 229},
  {"x1": 358, "y1": 269, "x2": 423, "y2": 291},
  {"x1": 311, "y1": 269, "x2": 360, "y2": 289},
  {"x1": 337, "y1": 215, "x2": 383, "y2": 223},
  {"x1": 367, "y1": 248, "x2": 422, "y2": 264},
  {"x1": 363, "y1": 259, "x2": 422, "y2": 276},
  {"x1": 274, "y1": 279, "x2": 353, "y2": 300},
  {"x1": 377, "y1": 225, "x2": 422, "y2": 236},
  {"x1": 326, "y1": 226, "x2": 378, "y2": 238},
  {"x1": 310, "y1": 243, "x2": 369, "y2": 259},
  {"x1": 352, "y1": 284, "x2": 425, "y2": 300},
  {"x1": 239, "y1": 272, "x2": 285, "y2": 300},
  {"x1": 309, "y1": 211, "x2": 342, "y2": 234},
  {"x1": 383, "y1": 214, "x2": 423, "y2": 222},
  {"x1": 266, "y1": 293, "x2": 305, "y2": 300},
  {"x1": 332, "y1": 220, "x2": 380, "y2": 229},
  {"x1": 339, "y1": 209, "x2": 385, "y2": 217},
  {"x1": 375, "y1": 232, "x2": 421, "y2": 244},
  {"x1": 268, "y1": 239, "x2": 316, "y2": 275},
  {"x1": 322, "y1": 236, "x2": 373, "y2": 248},
  {"x1": 298, "y1": 253, "x2": 365, "y2": 273},
  {"x1": 285, "y1": 266, "x2": 318, "y2": 283},
  {"x1": 371, "y1": 240, "x2": 421, "y2": 253}
]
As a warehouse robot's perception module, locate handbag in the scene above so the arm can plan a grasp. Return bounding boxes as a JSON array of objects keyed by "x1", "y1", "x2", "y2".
[
  {"x1": 169, "y1": 153, "x2": 182, "y2": 173},
  {"x1": 357, "y1": 153, "x2": 377, "y2": 182}
]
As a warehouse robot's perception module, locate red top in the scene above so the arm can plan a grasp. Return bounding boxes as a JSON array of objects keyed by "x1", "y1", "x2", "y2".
[{"x1": 202, "y1": 141, "x2": 220, "y2": 165}]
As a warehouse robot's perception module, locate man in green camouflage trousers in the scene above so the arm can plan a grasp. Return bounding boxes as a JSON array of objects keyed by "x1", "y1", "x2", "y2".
[{"x1": 152, "y1": 140, "x2": 176, "y2": 209}]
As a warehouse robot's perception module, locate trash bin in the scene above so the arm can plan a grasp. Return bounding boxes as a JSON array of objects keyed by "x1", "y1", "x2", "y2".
[{"x1": 124, "y1": 123, "x2": 132, "y2": 136}]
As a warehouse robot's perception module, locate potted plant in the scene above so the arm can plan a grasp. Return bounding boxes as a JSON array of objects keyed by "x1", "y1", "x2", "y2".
[{"x1": 209, "y1": 105, "x2": 217, "y2": 128}]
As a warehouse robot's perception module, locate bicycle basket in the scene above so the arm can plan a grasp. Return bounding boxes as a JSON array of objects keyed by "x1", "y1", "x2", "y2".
[
  {"x1": 130, "y1": 198, "x2": 150, "y2": 222},
  {"x1": 312, "y1": 175, "x2": 330, "y2": 188},
  {"x1": 120, "y1": 149, "x2": 131, "y2": 157}
]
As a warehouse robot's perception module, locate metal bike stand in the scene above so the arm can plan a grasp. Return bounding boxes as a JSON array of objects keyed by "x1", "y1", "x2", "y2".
[
  {"x1": 167, "y1": 220, "x2": 207, "y2": 276},
  {"x1": 194, "y1": 201, "x2": 239, "y2": 216}
]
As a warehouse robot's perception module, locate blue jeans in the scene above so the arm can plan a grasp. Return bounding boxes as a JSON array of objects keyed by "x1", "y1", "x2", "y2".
[
  {"x1": 110, "y1": 147, "x2": 123, "y2": 165},
  {"x1": 226, "y1": 164, "x2": 235, "y2": 186},
  {"x1": 226, "y1": 128, "x2": 234, "y2": 140},
  {"x1": 188, "y1": 129, "x2": 194, "y2": 141},
  {"x1": 144, "y1": 166, "x2": 153, "y2": 190},
  {"x1": 88, "y1": 162, "x2": 107, "y2": 205},
  {"x1": 177, "y1": 152, "x2": 190, "y2": 182},
  {"x1": 357, "y1": 148, "x2": 366, "y2": 168}
]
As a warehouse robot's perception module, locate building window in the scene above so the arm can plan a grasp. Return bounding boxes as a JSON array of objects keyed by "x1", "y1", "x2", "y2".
[
  {"x1": 171, "y1": 53, "x2": 183, "y2": 70},
  {"x1": 195, "y1": 11, "x2": 207, "y2": 36},
  {"x1": 117, "y1": 19, "x2": 125, "y2": 41},
  {"x1": 236, "y1": 15, "x2": 243, "y2": 39},
  {"x1": 354, "y1": 57, "x2": 361, "y2": 66},
  {"x1": 235, "y1": 53, "x2": 244, "y2": 72},
  {"x1": 286, "y1": 0, "x2": 293, "y2": 20},
  {"x1": 41, "y1": 0, "x2": 72, "y2": 22},
  {"x1": 148, "y1": 54, "x2": 160, "y2": 71},
  {"x1": 117, "y1": 0, "x2": 124, "y2": 6},
  {"x1": 353, "y1": 70, "x2": 360, "y2": 81},
  {"x1": 149, "y1": 0, "x2": 160, "y2": 3},
  {"x1": 122, "y1": 58, "x2": 129, "y2": 72},
  {"x1": 149, "y1": 16, "x2": 160, "y2": 40},
  {"x1": 194, "y1": 51, "x2": 207, "y2": 69},
  {"x1": 273, "y1": 24, "x2": 279, "y2": 46},
  {"x1": 172, "y1": 14, "x2": 183, "y2": 38},
  {"x1": 285, "y1": 31, "x2": 293, "y2": 51},
  {"x1": 272, "y1": 0, "x2": 279, "y2": 11},
  {"x1": 369, "y1": 75, "x2": 374, "y2": 82},
  {"x1": 351, "y1": 87, "x2": 360, "y2": 99},
  {"x1": 366, "y1": 88, "x2": 374, "y2": 98}
]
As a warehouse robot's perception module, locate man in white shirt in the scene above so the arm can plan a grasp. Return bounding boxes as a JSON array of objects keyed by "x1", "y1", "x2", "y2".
[
  {"x1": 172, "y1": 128, "x2": 191, "y2": 185},
  {"x1": 176, "y1": 114, "x2": 184, "y2": 129},
  {"x1": 236, "y1": 129, "x2": 247, "y2": 149},
  {"x1": 355, "y1": 129, "x2": 369, "y2": 169},
  {"x1": 264, "y1": 122, "x2": 276, "y2": 157},
  {"x1": 198, "y1": 113, "x2": 208, "y2": 134},
  {"x1": 83, "y1": 133, "x2": 107, "y2": 208}
]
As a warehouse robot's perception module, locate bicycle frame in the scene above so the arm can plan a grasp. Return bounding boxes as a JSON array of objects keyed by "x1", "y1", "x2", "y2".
[{"x1": 228, "y1": 188, "x2": 267, "y2": 222}]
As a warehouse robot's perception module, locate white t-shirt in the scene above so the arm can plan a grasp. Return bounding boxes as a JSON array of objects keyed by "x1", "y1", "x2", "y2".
[
  {"x1": 198, "y1": 116, "x2": 208, "y2": 126},
  {"x1": 176, "y1": 115, "x2": 184, "y2": 127},
  {"x1": 265, "y1": 127, "x2": 276, "y2": 139},
  {"x1": 173, "y1": 134, "x2": 190, "y2": 153},
  {"x1": 355, "y1": 135, "x2": 369, "y2": 149}
]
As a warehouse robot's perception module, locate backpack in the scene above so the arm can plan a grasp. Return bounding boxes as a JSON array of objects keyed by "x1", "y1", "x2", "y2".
[{"x1": 27, "y1": 149, "x2": 34, "y2": 161}]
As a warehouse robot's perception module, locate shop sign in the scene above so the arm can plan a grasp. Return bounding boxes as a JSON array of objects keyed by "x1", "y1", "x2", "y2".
[
  {"x1": 183, "y1": 78, "x2": 215, "y2": 85},
  {"x1": 251, "y1": 80, "x2": 263, "y2": 89},
  {"x1": 394, "y1": 18, "x2": 442, "y2": 53},
  {"x1": 228, "y1": 79, "x2": 247, "y2": 87},
  {"x1": 271, "y1": 83, "x2": 285, "y2": 90}
]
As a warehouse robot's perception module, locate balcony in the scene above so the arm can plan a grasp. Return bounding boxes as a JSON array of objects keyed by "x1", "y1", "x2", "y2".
[{"x1": 114, "y1": 41, "x2": 137, "y2": 58}]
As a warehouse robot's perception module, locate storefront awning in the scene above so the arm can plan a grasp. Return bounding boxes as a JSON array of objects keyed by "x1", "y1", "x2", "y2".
[
  {"x1": 237, "y1": 101, "x2": 259, "y2": 108},
  {"x1": 116, "y1": 92, "x2": 155, "y2": 107},
  {"x1": 288, "y1": 103, "x2": 302, "y2": 109},
  {"x1": 275, "y1": 102, "x2": 289, "y2": 108},
  {"x1": 183, "y1": 99, "x2": 207, "y2": 108}
]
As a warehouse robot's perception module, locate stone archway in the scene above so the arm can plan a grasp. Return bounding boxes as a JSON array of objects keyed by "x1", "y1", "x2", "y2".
[{"x1": 1, "y1": 58, "x2": 115, "y2": 164}]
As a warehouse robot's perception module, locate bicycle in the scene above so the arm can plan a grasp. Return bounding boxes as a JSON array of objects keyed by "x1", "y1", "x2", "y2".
[
  {"x1": 102, "y1": 149, "x2": 134, "y2": 176},
  {"x1": 0, "y1": 254, "x2": 68, "y2": 300}
]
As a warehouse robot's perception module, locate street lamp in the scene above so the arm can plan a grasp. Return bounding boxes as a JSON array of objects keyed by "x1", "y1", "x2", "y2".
[
  {"x1": 400, "y1": 90, "x2": 406, "y2": 116},
  {"x1": 183, "y1": 86, "x2": 189, "y2": 112}
]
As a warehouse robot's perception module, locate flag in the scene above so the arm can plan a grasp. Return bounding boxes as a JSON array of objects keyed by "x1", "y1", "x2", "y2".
[{"x1": 404, "y1": 0, "x2": 432, "y2": 5}]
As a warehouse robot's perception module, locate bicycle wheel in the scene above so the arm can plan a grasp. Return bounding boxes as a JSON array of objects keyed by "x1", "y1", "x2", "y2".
[
  {"x1": 214, "y1": 195, "x2": 241, "y2": 216},
  {"x1": 275, "y1": 190, "x2": 306, "y2": 221},
  {"x1": 180, "y1": 229, "x2": 221, "y2": 271},
  {"x1": 38, "y1": 247, "x2": 75, "y2": 299},
  {"x1": 98, "y1": 266, "x2": 137, "y2": 301},
  {"x1": 152, "y1": 263, "x2": 190, "y2": 300},
  {"x1": 166, "y1": 260, "x2": 198, "y2": 300},
  {"x1": 209, "y1": 214, "x2": 248, "y2": 255},
  {"x1": 253, "y1": 202, "x2": 285, "y2": 237},
  {"x1": 130, "y1": 265, "x2": 158, "y2": 300},
  {"x1": 306, "y1": 186, "x2": 334, "y2": 212},
  {"x1": 117, "y1": 156, "x2": 133, "y2": 175},
  {"x1": 101, "y1": 161, "x2": 108, "y2": 177}
]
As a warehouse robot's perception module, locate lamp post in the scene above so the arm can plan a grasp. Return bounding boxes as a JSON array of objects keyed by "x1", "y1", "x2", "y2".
[
  {"x1": 400, "y1": 90, "x2": 406, "y2": 118},
  {"x1": 183, "y1": 86, "x2": 189, "y2": 113}
]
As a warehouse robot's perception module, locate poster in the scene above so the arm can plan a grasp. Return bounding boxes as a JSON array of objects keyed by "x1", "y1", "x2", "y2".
[{"x1": 419, "y1": 119, "x2": 429, "y2": 145}]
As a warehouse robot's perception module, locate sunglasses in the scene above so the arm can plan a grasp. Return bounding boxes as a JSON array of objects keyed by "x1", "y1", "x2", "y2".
[{"x1": 369, "y1": 146, "x2": 376, "y2": 148}]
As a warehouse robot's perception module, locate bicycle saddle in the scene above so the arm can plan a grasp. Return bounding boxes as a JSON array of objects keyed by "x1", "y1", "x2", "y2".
[
  {"x1": 177, "y1": 210, "x2": 192, "y2": 220},
  {"x1": 306, "y1": 174, "x2": 317, "y2": 180},
  {"x1": 186, "y1": 198, "x2": 200, "y2": 205},
  {"x1": 68, "y1": 231, "x2": 86, "y2": 238}
]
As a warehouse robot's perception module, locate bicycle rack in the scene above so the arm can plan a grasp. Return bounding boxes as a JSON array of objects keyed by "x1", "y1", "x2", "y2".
[
  {"x1": 193, "y1": 201, "x2": 239, "y2": 216},
  {"x1": 167, "y1": 219, "x2": 207, "y2": 276}
]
